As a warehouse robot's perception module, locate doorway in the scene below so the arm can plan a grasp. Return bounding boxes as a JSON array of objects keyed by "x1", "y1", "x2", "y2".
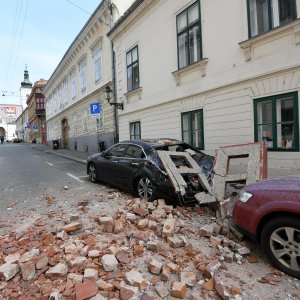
[
  {"x1": 61, "y1": 119, "x2": 69, "y2": 149},
  {"x1": 0, "y1": 127, "x2": 5, "y2": 139}
]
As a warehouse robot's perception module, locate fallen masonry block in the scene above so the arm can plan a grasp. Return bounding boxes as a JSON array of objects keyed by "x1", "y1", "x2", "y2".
[
  {"x1": 195, "y1": 192, "x2": 216, "y2": 204},
  {"x1": 161, "y1": 265, "x2": 171, "y2": 281},
  {"x1": 119, "y1": 284, "x2": 139, "y2": 300},
  {"x1": 19, "y1": 248, "x2": 40, "y2": 263},
  {"x1": 200, "y1": 223, "x2": 215, "y2": 237},
  {"x1": 213, "y1": 142, "x2": 267, "y2": 201},
  {"x1": 4, "y1": 253, "x2": 20, "y2": 264},
  {"x1": 45, "y1": 263, "x2": 68, "y2": 279},
  {"x1": 171, "y1": 282, "x2": 186, "y2": 299},
  {"x1": 62, "y1": 222, "x2": 82, "y2": 233},
  {"x1": 137, "y1": 219, "x2": 149, "y2": 230},
  {"x1": 147, "y1": 241, "x2": 158, "y2": 252},
  {"x1": 97, "y1": 279, "x2": 114, "y2": 291},
  {"x1": 84, "y1": 268, "x2": 98, "y2": 280},
  {"x1": 203, "y1": 260, "x2": 221, "y2": 279},
  {"x1": 75, "y1": 278, "x2": 98, "y2": 300},
  {"x1": 0, "y1": 263, "x2": 20, "y2": 281},
  {"x1": 148, "y1": 259, "x2": 163, "y2": 275},
  {"x1": 125, "y1": 269, "x2": 148, "y2": 290},
  {"x1": 163, "y1": 218, "x2": 176, "y2": 237},
  {"x1": 214, "y1": 276, "x2": 231, "y2": 300},
  {"x1": 114, "y1": 219, "x2": 124, "y2": 233},
  {"x1": 35, "y1": 255, "x2": 48, "y2": 270},
  {"x1": 180, "y1": 271, "x2": 197, "y2": 287},
  {"x1": 167, "y1": 262, "x2": 180, "y2": 273},
  {"x1": 20, "y1": 261, "x2": 35, "y2": 280},
  {"x1": 101, "y1": 254, "x2": 118, "y2": 272},
  {"x1": 155, "y1": 282, "x2": 169, "y2": 298},
  {"x1": 167, "y1": 235, "x2": 186, "y2": 248}
]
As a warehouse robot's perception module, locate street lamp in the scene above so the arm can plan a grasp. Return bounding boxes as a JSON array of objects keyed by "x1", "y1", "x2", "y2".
[{"x1": 104, "y1": 85, "x2": 123, "y2": 110}]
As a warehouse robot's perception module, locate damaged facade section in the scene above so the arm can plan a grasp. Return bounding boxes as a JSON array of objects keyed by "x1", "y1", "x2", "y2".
[{"x1": 157, "y1": 142, "x2": 267, "y2": 205}]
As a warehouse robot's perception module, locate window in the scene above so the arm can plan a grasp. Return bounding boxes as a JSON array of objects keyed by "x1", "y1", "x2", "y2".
[
  {"x1": 70, "y1": 70, "x2": 76, "y2": 98},
  {"x1": 125, "y1": 145, "x2": 145, "y2": 159},
  {"x1": 36, "y1": 96, "x2": 44, "y2": 109},
  {"x1": 106, "y1": 144, "x2": 128, "y2": 157},
  {"x1": 92, "y1": 47, "x2": 102, "y2": 82},
  {"x1": 63, "y1": 79, "x2": 68, "y2": 104},
  {"x1": 181, "y1": 110, "x2": 204, "y2": 149},
  {"x1": 79, "y1": 61, "x2": 87, "y2": 92},
  {"x1": 126, "y1": 46, "x2": 139, "y2": 91},
  {"x1": 177, "y1": 1, "x2": 202, "y2": 69},
  {"x1": 130, "y1": 121, "x2": 141, "y2": 140},
  {"x1": 247, "y1": 0, "x2": 297, "y2": 37},
  {"x1": 254, "y1": 92, "x2": 299, "y2": 151}
]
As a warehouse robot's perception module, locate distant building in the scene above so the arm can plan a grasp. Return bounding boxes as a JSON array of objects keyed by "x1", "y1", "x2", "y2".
[
  {"x1": 1, "y1": 66, "x2": 33, "y2": 141},
  {"x1": 16, "y1": 107, "x2": 29, "y2": 142},
  {"x1": 20, "y1": 65, "x2": 33, "y2": 110},
  {"x1": 43, "y1": 0, "x2": 135, "y2": 152},
  {"x1": 27, "y1": 79, "x2": 48, "y2": 144},
  {"x1": 0, "y1": 104, "x2": 23, "y2": 140}
]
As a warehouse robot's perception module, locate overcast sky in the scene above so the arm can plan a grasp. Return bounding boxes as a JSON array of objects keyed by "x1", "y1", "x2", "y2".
[{"x1": 0, "y1": 0, "x2": 101, "y2": 105}]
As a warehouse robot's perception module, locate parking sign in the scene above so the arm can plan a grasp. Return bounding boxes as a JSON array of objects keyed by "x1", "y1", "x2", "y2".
[{"x1": 90, "y1": 102, "x2": 101, "y2": 115}]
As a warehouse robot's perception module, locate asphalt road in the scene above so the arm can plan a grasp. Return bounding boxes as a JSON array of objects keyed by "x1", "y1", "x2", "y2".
[{"x1": 0, "y1": 143, "x2": 103, "y2": 233}]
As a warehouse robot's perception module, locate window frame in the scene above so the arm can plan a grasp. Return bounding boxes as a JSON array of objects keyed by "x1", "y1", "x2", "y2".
[
  {"x1": 92, "y1": 47, "x2": 102, "y2": 83},
  {"x1": 129, "y1": 121, "x2": 141, "y2": 140},
  {"x1": 176, "y1": 0, "x2": 202, "y2": 70},
  {"x1": 70, "y1": 70, "x2": 76, "y2": 99},
  {"x1": 181, "y1": 109, "x2": 204, "y2": 150},
  {"x1": 126, "y1": 46, "x2": 139, "y2": 92},
  {"x1": 253, "y1": 92, "x2": 299, "y2": 151},
  {"x1": 247, "y1": 0, "x2": 297, "y2": 38},
  {"x1": 79, "y1": 60, "x2": 87, "y2": 92}
]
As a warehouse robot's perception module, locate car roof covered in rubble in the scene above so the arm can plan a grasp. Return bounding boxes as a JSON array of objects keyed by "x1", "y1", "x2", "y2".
[{"x1": 119, "y1": 138, "x2": 182, "y2": 149}]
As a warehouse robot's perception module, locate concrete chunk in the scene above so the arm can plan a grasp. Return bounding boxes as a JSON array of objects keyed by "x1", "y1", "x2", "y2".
[{"x1": 0, "y1": 263, "x2": 20, "y2": 281}]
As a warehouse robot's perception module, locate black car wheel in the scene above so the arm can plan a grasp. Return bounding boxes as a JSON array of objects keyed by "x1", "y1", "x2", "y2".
[
  {"x1": 261, "y1": 217, "x2": 300, "y2": 279},
  {"x1": 88, "y1": 163, "x2": 98, "y2": 183},
  {"x1": 136, "y1": 177, "x2": 155, "y2": 201}
]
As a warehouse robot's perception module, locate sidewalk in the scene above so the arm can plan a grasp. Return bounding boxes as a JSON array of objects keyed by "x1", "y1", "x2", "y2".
[{"x1": 32, "y1": 143, "x2": 91, "y2": 164}]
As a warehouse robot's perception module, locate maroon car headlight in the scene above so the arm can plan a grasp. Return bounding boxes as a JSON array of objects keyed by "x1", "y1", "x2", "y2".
[{"x1": 239, "y1": 190, "x2": 253, "y2": 203}]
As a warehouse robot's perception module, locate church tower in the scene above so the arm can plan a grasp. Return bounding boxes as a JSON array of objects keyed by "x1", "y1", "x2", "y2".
[{"x1": 20, "y1": 65, "x2": 32, "y2": 110}]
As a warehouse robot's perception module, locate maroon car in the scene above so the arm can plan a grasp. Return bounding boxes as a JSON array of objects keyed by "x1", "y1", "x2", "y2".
[{"x1": 233, "y1": 175, "x2": 300, "y2": 279}]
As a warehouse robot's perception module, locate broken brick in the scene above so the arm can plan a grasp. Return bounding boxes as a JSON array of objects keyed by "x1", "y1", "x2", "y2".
[{"x1": 171, "y1": 282, "x2": 186, "y2": 299}]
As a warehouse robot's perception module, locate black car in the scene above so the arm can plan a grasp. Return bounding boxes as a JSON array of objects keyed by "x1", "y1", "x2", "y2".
[{"x1": 87, "y1": 139, "x2": 213, "y2": 204}]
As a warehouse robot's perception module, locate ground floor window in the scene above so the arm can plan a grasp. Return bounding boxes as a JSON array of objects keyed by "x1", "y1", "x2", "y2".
[
  {"x1": 130, "y1": 121, "x2": 141, "y2": 140},
  {"x1": 254, "y1": 92, "x2": 299, "y2": 151},
  {"x1": 181, "y1": 109, "x2": 204, "y2": 149}
]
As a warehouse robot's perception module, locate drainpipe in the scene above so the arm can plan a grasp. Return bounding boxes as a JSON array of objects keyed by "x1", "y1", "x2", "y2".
[{"x1": 109, "y1": 0, "x2": 119, "y2": 143}]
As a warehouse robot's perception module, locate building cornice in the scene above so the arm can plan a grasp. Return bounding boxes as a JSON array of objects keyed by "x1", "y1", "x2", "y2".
[{"x1": 43, "y1": 0, "x2": 108, "y2": 95}]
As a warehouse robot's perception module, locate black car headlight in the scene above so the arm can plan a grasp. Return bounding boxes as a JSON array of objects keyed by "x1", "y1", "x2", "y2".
[{"x1": 239, "y1": 190, "x2": 253, "y2": 203}]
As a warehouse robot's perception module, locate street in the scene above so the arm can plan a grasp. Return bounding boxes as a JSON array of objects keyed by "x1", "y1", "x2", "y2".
[
  {"x1": 0, "y1": 143, "x2": 125, "y2": 235},
  {"x1": 0, "y1": 143, "x2": 299, "y2": 300}
]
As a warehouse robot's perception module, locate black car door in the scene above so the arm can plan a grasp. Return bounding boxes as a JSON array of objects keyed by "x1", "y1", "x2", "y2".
[
  {"x1": 100, "y1": 143, "x2": 128, "y2": 187},
  {"x1": 117, "y1": 144, "x2": 146, "y2": 189}
]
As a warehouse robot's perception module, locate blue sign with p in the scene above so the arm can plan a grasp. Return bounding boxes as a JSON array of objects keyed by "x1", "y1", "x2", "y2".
[{"x1": 90, "y1": 102, "x2": 101, "y2": 115}]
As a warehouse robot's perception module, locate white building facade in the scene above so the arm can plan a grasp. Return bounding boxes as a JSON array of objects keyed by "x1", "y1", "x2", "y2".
[
  {"x1": 108, "y1": 0, "x2": 300, "y2": 174},
  {"x1": 43, "y1": 0, "x2": 135, "y2": 153}
]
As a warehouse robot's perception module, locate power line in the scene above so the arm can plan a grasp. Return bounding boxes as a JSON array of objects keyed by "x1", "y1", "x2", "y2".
[
  {"x1": 64, "y1": 0, "x2": 91, "y2": 15},
  {"x1": 5, "y1": 0, "x2": 23, "y2": 89},
  {"x1": 8, "y1": 0, "x2": 29, "y2": 91}
]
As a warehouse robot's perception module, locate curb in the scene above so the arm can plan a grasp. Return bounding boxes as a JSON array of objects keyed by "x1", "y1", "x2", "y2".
[
  {"x1": 32, "y1": 146, "x2": 87, "y2": 164},
  {"x1": 46, "y1": 151, "x2": 87, "y2": 164}
]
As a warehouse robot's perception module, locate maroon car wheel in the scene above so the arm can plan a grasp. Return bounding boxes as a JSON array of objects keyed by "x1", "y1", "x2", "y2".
[{"x1": 261, "y1": 217, "x2": 300, "y2": 279}]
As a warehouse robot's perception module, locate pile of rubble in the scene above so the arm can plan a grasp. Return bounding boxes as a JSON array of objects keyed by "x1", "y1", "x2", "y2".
[{"x1": 0, "y1": 196, "x2": 274, "y2": 300}]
